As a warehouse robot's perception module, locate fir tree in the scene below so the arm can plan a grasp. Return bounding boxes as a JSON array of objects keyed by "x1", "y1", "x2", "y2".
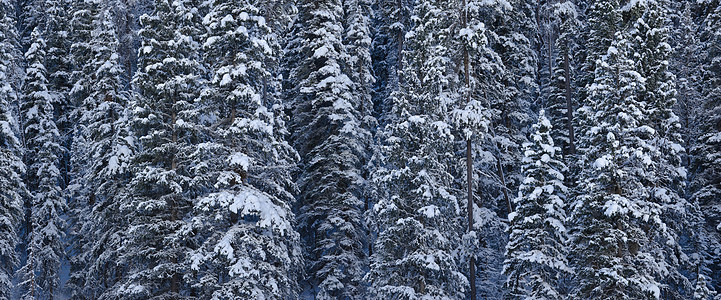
[
  {"x1": 570, "y1": 32, "x2": 665, "y2": 299},
  {"x1": 546, "y1": 1, "x2": 579, "y2": 158},
  {"x1": 182, "y1": 1, "x2": 303, "y2": 298},
  {"x1": 691, "y1": 0, "x2": 721, "y2": 292},
  {"x1": 366, "y1": 0, "x2": 468, "y2": 298},
  {"x1": 626, "y1": 1, "x2": 697, "y2": 298},
  {"x1": 18, "y1": 28, "x2": 66, "y2": 300},
  {"x1": 287, "y1": 0, "x2": 372, "y2": 298},
  {"x1": 113, "y1": 0, "x2": 205, "y2": 298},
  {"x1": 0, "y1": 3, "x2": 26, "y2": 299},
  {"x1": 504, "y1": 111, "x2": 570, "y2": 300},
  {"x1": 67, "y1": 6, "x2": 133, "y2": 299},
  {"x1": 369, "y1": 0, "x2": 412, "y2": 126}
]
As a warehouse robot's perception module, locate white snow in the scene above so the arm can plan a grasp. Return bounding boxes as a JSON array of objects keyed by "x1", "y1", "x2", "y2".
[
  {"x1": 199, "y1": 187, "x2": 292, "y2": 235},
  {"x1": 418, "y1": 205, "x2": 440, "y2": 218},
  {"x1": 594, "y1": 155, "x2": 610, "y2": 169},
  {"x1": 220, "y1": 14, "x2": 234, "y2": 27},
  {"x1": 408, "y1": 115, "x2": 425, "y2": 124},
  {"x1": 228, "y1": 152, "x2": 251, "y2": 171}
]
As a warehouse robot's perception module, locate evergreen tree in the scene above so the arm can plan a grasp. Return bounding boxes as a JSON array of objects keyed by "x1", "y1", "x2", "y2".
[
  {"x1": 626, "y1": 1, "x2": 697, "y2": 298},
  {"x1": 0, "y1": 3, "x2": 26, "y2": 298},
  {"x1": 570, "y1": 31, "x2": 665, "y2": 299},
  {"x1": 182, "y1": 1, "x2": 303, "y2": 298},
  {"x1": 67, "y1": 6, "x2": 133, "y2": 299},
  {"x1": 18, "y1": 28, "x2": 66, "y2": 300},
  {"x1": 691, "y1": 0, "x2": 721, "y2": 292},
  {"x1": 477, "y1": 0, "x2": 536, "y2": 219},
  {"x1": 112, "y1": 0, "x2": 205, "y2": 297},
  {"x1": 286, "y1": 0, "x2": 372, "y2": 297},
  {"x1": 504, "y1": 111, "x2": 570, "y2": 300},
  {"x1": 44, "y1": 0, "x2": 73, "y2": 174},
  {"x1": 546, "y1": 1, "x2": 579, "y2": 158},
  {"x1": 463, "y1": 1, "x2": 519, "y2": 297},
  {"x1": 369, "y1": 0, "x2": 412, "y2": 126},
  {"x1": 574, "y1": 0, "x2": 621, "y2": 151},
  {"x1": 65, "y1": 0, "x2": 97, "y2": 296},
  {"x1": 366, "y1": 0, "x2": 467, "y2": 298}
]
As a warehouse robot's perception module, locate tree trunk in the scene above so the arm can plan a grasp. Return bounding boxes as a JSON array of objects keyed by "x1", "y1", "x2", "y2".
[
  {"x1": 564, "y1": 51, "x2": 575, "y2": 154},
  {"x1": 461, "y1": 1, "x2": 477, "y2": 298}
]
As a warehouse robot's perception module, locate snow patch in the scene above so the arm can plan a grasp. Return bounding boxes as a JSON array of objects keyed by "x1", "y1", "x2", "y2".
[{"x1": 418, "y1": 205, "x2": 440, "y2": 218}]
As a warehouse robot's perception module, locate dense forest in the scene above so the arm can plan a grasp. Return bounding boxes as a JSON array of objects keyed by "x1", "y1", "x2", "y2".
[{"x1": 0, "y1": 0, "x2": 720, "y2": 298}]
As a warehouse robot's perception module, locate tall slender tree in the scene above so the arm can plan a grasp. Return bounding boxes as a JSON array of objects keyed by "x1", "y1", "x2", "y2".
[
  {"x1": 113, "y1": 0, "x2": 205, "y2": 297},
  {"x1": 182, "y1": 1, "x2": 303, "y2": 298},
  {"x1": 570, "y1": 31, "x2": 666, "y2": 299},
  {"x1": 286, "y1": 0, "x2": 372, "y2": 297},
  {"x1": 691, "y1": 0, "x2": 721, "y2": 292},
  {"x1": 0, "y1": 3, "x2": 26, "y2": 298},
  {"x1": 67, "y1": 5, "x2": 133, "y2": 299},
  {"x1": 546, "y1": 1, "x2": 579, "y2": 158},
  {"x1": 626, "y1": 1, "x2": 697, "y2": 298},
  {"x1": 18, "y1": 28, "x2": 66, "y2": 300},
  {"x1": 366, "y1": 0, "x2": 467, "y2": 298},
  {"x1": 504, "y1": 111, "x2": 570, "y2": 300}
]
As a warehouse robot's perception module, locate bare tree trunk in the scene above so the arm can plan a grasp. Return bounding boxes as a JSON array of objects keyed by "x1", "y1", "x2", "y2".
[
  {"x1": 461, "y1": 1, "x2": 477, "y2": 298},
  {"x1": 396, "y1": 0, "x2": 404, "y2": 75},
  {"x1": 497, "y1": 154, "x2": 512, "y2": 214},
  {"x1": 564, "y1": 51, "x2": 575, "y2": 154},
  {"x1": 170, "y1": 98, "x2": 179, "y2": 294}
]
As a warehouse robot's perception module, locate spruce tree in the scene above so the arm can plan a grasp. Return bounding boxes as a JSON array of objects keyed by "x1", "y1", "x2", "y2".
[
  {"x1": 67, "y1": 6, "x2": 133, "y2": 299},
  {"x1": 546, "y1": 1, "x2": 579, "y2": 158},
  {"x1": 369, "y1": 0, "x2": 412, "y2": 126},
  {"x1": 287, "y1": 0, "x2": 372, "y2": 298},
  {"x1": 570, "y1": 31, "x2": 665, "y2": 299},
  {"x1": 691, "y1": 0, "x2": 721, "y2": 292},
  {"x1": 504, "y1": 111, "x2": 570, "y2": 300},
  {"x1": 113, "y1": 0, "x2": 205, "y2": 297},
  {"x1": 626, "y1": 1, "x2": 696, "y2": 298},
  {"x1": 18, "y1": 28, "x2": 66, "y2": 300},
  {"x1": 0, "y1": 3, "x2": 26, "y2": 298},
  {"x1": 366, "y1": 0, "x2": 467, "y2": 298},
  {"x1": 182, "y1": 1, "x2": 303, "y2": 298},
  {"x1": 44, "y1": 0, "x2": 72, "y2": 167}
]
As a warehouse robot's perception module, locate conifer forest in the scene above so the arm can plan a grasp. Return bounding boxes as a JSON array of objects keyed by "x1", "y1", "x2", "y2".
[{"x1": 1, "y1": 0, "x2": 721, "y2": 298}]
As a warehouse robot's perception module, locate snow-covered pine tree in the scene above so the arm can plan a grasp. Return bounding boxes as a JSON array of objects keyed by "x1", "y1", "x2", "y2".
[
  {"x1": 68, "y1": 0, "x2": 94, "y2": 111},
  {"x1": 671, "y1": 0, "x2": 704, "y2": 169},
  {"x1": 344, "y1": 0, "x2": 377, "y2": 262},
  {"x1": 462, "y1": 1, "x2": 518, "y2": 297},
  {"x1": 504, "y1": 110, "x2": 570, "y2": 300},
  {"x1": 182, "y1": 1, "x2": 303, "y2": 298},
  {"x1": 691, "y1": 0, "x2": 721, "y2": 293},
  {"x1": 113, "y1": 0, "x2": 205, "y2": 298},
  {"x1": 65, "y1": 0, "x2": 98, "y2": 296},
  {"x1": 43, "y1": 0, "x2": 73, "y2": 183},
  {"x1": 344, "y1": 0, "x2": 374, "y2": 131},
  {"x1": 18, "y1": 28, "x2": 66, "y2": 300},
  {"x1": 570, "y1": 31, "x2": 666, "y2": 299},
  {"x1": 546, "y1": 1, "x2": 579, "y2": 158},
  {"x1": 366, "y1": 0, "x2": 467, "y2": 298},
  {"x1": 369, "y1": 0, "x2": 412, "y2": 126},
  {"x1": 0, "y1": 4, "x2": 26, "y2": 299},
  {"x1": 476, "y1": 0, "x2": 536, "y2": 218},
  {"x1": 286, "y1": 0, "x2": 372, "y2": 298},
  {"x1": 67, "y1": 5, "x2": 133, "y2": 299},
  {"x1": 574, "y1": 0, "x2": 621, "y2": 149},
  {"x1": 18, "y1": 0, "x2": 44, "y2": 45},
  {"x1": 454, "y1": 0, "x2": 494, "y2": 297},
  {"x1": 625, "y1": 1, "x2": 697, "y2": 298}
]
